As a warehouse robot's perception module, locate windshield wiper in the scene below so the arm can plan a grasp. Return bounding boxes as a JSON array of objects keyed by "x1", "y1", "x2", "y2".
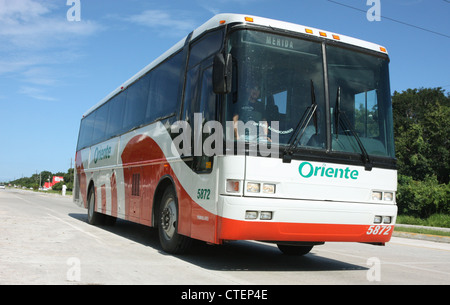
[
  {"x1": 282, "y1": 80, "x2": 318, "y2": 163},
  {"x1": 335, "y1": 86, "x2": 372, "y2": 171}
]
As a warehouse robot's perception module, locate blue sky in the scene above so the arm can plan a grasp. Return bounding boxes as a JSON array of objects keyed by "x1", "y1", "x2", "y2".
[{"x1": 0, "y1": 0, "x2": 449, "y2": 182}]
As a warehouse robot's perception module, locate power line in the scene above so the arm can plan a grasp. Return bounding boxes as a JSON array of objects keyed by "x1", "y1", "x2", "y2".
[{"x1": 327, "y1": 0, "x2": 450, "y2": 39}]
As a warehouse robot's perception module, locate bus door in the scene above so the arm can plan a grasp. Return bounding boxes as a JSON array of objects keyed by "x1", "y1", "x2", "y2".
[{"x1": 183, "y1": 64, "x2": 219, "y2": 243}]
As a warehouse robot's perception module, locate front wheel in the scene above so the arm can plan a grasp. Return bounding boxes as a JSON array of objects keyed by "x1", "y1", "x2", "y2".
[{"x1": 158, "y1": 187, "x2": 191, "y2": 254}]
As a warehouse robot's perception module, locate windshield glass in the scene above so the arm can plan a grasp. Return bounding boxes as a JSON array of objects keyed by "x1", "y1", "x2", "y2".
[
  {"x1": 225, "y1": 30, "x2": 327, "y2": 150},
  {"x1": 224, "y1": 29, "x2": 395, "y2": 159},
  {"x1": 327, "y1": 45, "x2": 395, "y2": 158}
]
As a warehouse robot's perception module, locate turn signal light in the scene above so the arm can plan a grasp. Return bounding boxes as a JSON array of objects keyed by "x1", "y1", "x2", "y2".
[{"x1": 226, "y1": 180, "x2": 240, "y2": 193}]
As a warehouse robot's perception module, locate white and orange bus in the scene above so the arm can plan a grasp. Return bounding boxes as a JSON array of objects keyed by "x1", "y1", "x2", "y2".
[{"x1": 74, "y1": 14, "x2": 397, "y2": 255}]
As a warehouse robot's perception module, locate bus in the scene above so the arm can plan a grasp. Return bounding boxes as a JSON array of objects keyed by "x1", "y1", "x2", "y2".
[{"x1": 74, "y1": 14, "x2": 397, "y2": 255}]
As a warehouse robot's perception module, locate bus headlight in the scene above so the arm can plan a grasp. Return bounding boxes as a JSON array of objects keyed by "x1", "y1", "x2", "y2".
[
  {"x1": 247, "y1": 182, "x2": 260, "y2": 193},
  {"x1": 262, "y1": 183, "x2": 276, "y2": 194},
  {"x1": 371, "y1": 191, "x2": 395, "y2": 202},
  {"x1": 372, "y1": 191, "x2": 382, "y2": 201},
  {"x1": 384, "y1": 192, "x2": 394, "y2": 202}
]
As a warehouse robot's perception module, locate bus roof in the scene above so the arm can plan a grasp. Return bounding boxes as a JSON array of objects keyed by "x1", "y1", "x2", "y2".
[{"x1": 83, "y1": 13, "x2": 388, "y2": 117}]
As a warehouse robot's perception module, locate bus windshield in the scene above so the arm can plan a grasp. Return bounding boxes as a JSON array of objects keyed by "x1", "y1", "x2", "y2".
[{"x1": 225, "y1": 29, "x2": 395, "y2": 159}]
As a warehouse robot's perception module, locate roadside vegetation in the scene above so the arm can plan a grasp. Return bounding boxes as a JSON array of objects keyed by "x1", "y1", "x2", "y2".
[
  {"x1": 7, "y1": 168, "x2": 74, "y2": 193},
  {"x1": 393, "y1": 88, "x2": 449, "y2": 233}
]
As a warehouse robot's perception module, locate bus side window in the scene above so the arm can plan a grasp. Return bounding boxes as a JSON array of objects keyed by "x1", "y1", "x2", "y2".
[
  {"x1": 193, "y1": 66, "x2": 216, "y2": 173},
  {"x1": 123, "y1": 74, "x2": 150, "y2": 131}
]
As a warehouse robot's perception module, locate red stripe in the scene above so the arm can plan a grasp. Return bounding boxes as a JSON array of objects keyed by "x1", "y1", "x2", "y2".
[
  {"x1": 101, "y1": 185, "x2": 106, "y2": 214},
  {"x1": 111, "y1": 172, "x2": 118, "y2": 217}
]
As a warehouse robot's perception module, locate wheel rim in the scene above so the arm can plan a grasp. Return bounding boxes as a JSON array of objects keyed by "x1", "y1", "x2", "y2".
[{"x1": 161, "y1": 197, "x2": 177, "y2": 239}]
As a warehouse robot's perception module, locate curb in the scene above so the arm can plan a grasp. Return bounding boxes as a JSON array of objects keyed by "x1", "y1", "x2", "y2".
[{"x1": 394, "y1": 224, "x2": 450, "y2": 244}]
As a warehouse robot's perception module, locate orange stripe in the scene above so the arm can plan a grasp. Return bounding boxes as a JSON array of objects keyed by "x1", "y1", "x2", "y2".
[{"x1": 218, "y1": 217, "x2": 393, "y2": 243}]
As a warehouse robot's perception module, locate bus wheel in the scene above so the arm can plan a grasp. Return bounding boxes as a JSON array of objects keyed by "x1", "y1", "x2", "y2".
[
  {"x1": 158, "y1": 187, "x2": 191, "y2": 254},
  {"x1": 87, "y1": 187, "x2": 104, "y2": 225},
  {"x1": 277, "y1": 244, "x2": 313, "y2": 256}
]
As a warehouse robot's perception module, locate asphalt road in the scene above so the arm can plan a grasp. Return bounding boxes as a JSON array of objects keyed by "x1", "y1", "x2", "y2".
[{"x1": 1, "y1": 188, "x2": 449, "y2": 286}]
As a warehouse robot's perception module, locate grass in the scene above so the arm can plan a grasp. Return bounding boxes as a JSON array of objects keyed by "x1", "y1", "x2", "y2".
[
  {"x1": 396, "y1": 214, "x2": 450, "y2": 228},
  {"x1": 394, "y1": 226, "x2": 450, "y2": 237}
]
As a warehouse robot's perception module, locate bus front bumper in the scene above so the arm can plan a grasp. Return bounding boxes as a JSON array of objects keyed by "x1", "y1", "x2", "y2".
[{"x1": 217, "y1": 195, "x2": 397, "y2": 244}]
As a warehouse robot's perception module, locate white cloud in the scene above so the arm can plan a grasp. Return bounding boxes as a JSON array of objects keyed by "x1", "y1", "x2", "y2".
[
  {"x1": 19, "y1": 86, "x2": 58, "y2": 102},
  {"x1": 0, "y1": 0, "x2": 50, "y2": 22},
  {"x1": 0, "y1": 0, "x2": 102, "y2": 101},
  {"x1": 124, "y1": 9, "x2": 197, "y2": 37}
]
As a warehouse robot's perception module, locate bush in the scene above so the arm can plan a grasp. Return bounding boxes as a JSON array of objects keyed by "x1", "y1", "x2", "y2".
[
  {"x1": 52, "y1": 181, "x2": 63, "y2": 191},
  {"x1": 51, "y1": 181, "x2": 73, "y2": 192},
  {"x1": 397, "y1": 175, "x2": 450, "y2": 218},
  {"x1": 426, "y1": 214, "x2": 450, "y2": 228}
]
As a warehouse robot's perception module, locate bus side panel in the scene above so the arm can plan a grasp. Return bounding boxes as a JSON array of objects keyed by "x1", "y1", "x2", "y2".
[
  {"x1": 75, "y1": 149, "x2": 89, "y2": 208},
  {"x1": 119, "y1": 132, "x2": 195, "y2": 236},
  {"x1": 119, "y1": 129, "x2": 218, "y2": 243},
  {"x1": 121, "y1": 134, "x2": 165, "y2": 226}
]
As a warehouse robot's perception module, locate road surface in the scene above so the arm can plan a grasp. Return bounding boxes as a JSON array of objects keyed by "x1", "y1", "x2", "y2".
[{"x1": 1, "y1": 188, "x2": 449, "y2": 286}]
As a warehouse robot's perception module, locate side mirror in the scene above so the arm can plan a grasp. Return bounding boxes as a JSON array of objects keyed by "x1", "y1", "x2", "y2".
[{"x1": 213, "y1": 53, "x2": 232, "y2": 94}]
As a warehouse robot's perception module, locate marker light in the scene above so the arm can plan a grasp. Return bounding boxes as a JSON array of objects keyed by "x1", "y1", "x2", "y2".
[
  {"x1": 319, "y1": 32, "x2": 327, "y2": 37},
  {"x1": 245, "y1": 17, "x2": 254, "y2": 22},
  {"x1": 380, "y1": 47, "x2": 387, "y2": 53},
  {"x1": 219, "y1": 20, "x2": 226, "y2": 25},
  {"x1": 247, "y1": 182, "x2": 260, "y2": 193},
  {"x1": 262, "y1": 183, "x2": 276, "y2": 194},
  {"x1": 332, "y1": 34, "x2": 340, "y2": 40},
  {"x1": 226, "y1": 180, "x2": 240, "y2": 193},
  {"x1": 305, "y1": 28, "x2": 313, "y2": 34}
]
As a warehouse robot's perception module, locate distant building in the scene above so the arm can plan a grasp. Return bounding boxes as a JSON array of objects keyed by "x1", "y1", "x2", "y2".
[{"x1": 44, "y1": 176, "x2": 64, "y2": 189}]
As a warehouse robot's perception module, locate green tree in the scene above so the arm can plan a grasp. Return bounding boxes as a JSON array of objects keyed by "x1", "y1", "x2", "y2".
[{"x1": 392, "y1": 88, "x2": 450, "y2": 184}]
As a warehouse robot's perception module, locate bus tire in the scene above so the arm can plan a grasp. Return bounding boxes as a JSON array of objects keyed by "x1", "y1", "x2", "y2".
[
  {"x1": 158, "y1": 186, "x2": 191, "y2": 254},
  {"x1": 87, "y1": 186, "x2": 104, "y2": 225},
  {"x1": 277, "y1": 244, "x2": 313, "y2": 256}
]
